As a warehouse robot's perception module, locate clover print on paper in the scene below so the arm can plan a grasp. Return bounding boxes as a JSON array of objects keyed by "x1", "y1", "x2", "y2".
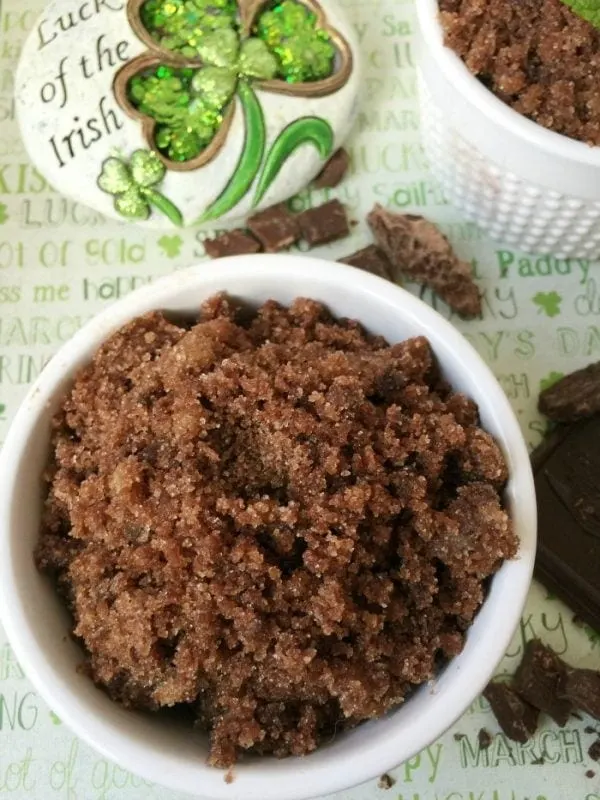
[
  {"x1": 114, "y1": 0, "x2": 352, "y2": 221},
  {"x1": 98, "y1": 149, "x2": 183, "y2": 225}
]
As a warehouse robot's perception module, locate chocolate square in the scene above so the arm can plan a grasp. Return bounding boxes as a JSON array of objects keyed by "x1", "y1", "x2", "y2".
[
  {"x1": 247, "y1": 204, "x2": 300, "y2": 253},
  {"x1": 533, "y1": 418, "x2": 600, "y2": 635}
]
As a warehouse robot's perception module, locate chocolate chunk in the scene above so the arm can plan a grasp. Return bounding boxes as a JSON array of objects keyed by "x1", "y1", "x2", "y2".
[
  {"x1": 204, "y1": 229, "x2": 261, "y2": 259},
  {"x1": 513, "y1": 640, "x2": 572, "y2": 726},
  {"x1": 297, "y1": 199, "x2": 350, "y2": 247},
  {"x1": 478, "y1": 728, "x2": 492, "y2": 749},
  {"x1": 560, "y1": 668, "x2": 600, "y2": 721},
  {"x1": 247, "y1": 204, "x2": 300, "y2": 253},
  {"x1": 340, "y1": 245, "x2": 394, "y2": 280},
  {"x1": 367, "y1": 205, "x2": 481, "y2": 319},
  {"x1": 539, "y1": 362, "x2": 600, "y2": 422},
  {"x1": 313, "y1": 148, "x2": 350, "y2": 189},
  {"x1": 533, "y1": 418, "x2": 600, "y2": 633},
  {"x1": 589, "y1": 739, "x2": 600, "y2": 761},
  {"x1": 586, "y1": 770, "x2": 596, "y2": 779},
  {"x1": 483, "y1": 681, "x2": 539, "y2": 743},
  {"x1": 377, "y1": 773, "x2": 396, "y2": 790}
]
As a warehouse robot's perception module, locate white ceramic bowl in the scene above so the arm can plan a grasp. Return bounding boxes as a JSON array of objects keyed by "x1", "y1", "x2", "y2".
[
  {"x1": 416, "y1": 0, "x2": 600, "y2": 259},
  {"x1": 0, "y1": 255, "x2": 536, "y2": 800}
]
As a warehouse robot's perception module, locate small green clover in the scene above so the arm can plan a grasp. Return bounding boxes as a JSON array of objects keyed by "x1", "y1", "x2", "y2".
[
  {"x1": 539, "y1": 371, "x2": 565, "y2": 394},
  {"x1": 98, "y1": 149, "x2": 183, "y2": 225},
  {"x1": 533, "y1": 291, "x2": 563, "y2": 318},
  {"x1": 158, "y1": 234, "x2": 183, "y2": 257},
  {"x1": 49, "y1": 710, "x2": 62, "y2": 725}
]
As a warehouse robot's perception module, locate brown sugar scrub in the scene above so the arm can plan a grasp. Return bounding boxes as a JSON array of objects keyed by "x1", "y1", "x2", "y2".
[
  {"x1": 37, "y1": 295, "x2": 517, "y2": 768},
  {"x1": 439, "y1": 0, "x2": 600, "y2": 146}
]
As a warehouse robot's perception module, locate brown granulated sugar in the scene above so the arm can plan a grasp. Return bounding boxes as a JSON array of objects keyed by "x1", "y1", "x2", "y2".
[
  {"x1": 439, "y1": 0, "x2": 600, "y2": 146},
  {"x1": 37, "y1": 295, "x2": 516, "y2": 767}
]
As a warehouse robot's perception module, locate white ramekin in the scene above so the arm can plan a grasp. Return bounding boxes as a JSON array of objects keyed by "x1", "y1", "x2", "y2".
[
  {"x1": 0, "y1": 255, "x2": 536, "y2": 800},
  {"x1": 416, "y1": 0, "x2": 600, "y2": 259}
]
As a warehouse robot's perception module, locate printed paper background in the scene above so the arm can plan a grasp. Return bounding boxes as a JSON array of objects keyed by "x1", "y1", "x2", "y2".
[{"x1": 1, "y1": 0, "x2": 600, "y2": 797}]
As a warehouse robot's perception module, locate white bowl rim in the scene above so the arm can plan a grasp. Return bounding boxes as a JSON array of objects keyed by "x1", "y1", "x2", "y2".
[
  {"x1": 417, "y1": 0, "x2": 600, "y2": 167},
  {"x1": 0, "y1": 254, "x2": 537, "y2": 800}
]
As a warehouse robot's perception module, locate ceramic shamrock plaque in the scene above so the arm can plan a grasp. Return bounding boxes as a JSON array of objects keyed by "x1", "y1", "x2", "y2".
[{"x1": 16, "y1": 0, "x2": 360, "y2": 228}]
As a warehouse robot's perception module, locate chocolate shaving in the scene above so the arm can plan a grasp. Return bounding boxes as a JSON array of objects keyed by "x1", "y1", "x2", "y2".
[
  {"x1": 297, "y1": 199, "x2": 350, "y2": 247},
  {"x1": 377, "y1": 773, "x2": 396, "y2": 790},
  {"x1": 313, "y1": 148, "x2": 350, "y2": 189},
  {"x1": 589, "y1": 739, "x2": 600, "y2": 762},
  {"x1": 483, "y1": 682, "x2": 539, "y2": 743},
  {"x1": 339, "y1": 245, "x2": 394, "y2": 281},
  {"x1": 247, "y1": 204, "x2": 300, "y2": 253},
  {"x1": 513, "y1": 640, "x2": 572, "y2": 726},
  {"x1": 204, "y1": 229, "x2": 261, "y2": 259},
  {"x1": 539, "y1": 362, "x2": 600, "y2": 422},
  {"x1": 478, "y1": 728, "x2": 492, "y2": 749},
  {"x1": 560, "y1": 668, "x2": 600, "y2": 721},
  {"x1": 367, "y1": 205, "x2": 481, "y2": 319}
]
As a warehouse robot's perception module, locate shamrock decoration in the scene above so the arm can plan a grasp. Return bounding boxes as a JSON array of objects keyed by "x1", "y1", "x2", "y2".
[
  {"x1": 98, "y1": 149, "x2": 183, "y2": 224},
  {"x1": 158, "y1": 233, "x2": 184, "y2": 257},
  {"x1": 532, "y1": 290, "x2": 563, "y2": 318},
  {"x1": 114, "y1": 0, "x2": 352, "y2": 221}
]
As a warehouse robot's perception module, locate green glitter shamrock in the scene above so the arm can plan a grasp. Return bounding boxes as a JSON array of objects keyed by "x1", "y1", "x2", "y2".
[
  {"x1": 117, "y1": 0, "x2": 351, "y2": 221},
  {"x1": 97, "y1": 149, "x2": 183, "y2": 225}
]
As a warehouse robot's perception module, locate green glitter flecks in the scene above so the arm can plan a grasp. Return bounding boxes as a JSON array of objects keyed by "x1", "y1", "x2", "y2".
[
  {"x1": 140, "y1": 0, "x2": 238, "y2": 57},
  {"x1": 128, "y1": 66, "x2": 225, "y2": 161},
  {"x1": 130, "y1": 0, "x2": 339, "y2": 169},
  {"x1": 238, "y1": 38, "x2": 278, "y2": 80},
  {"x1": 255, "y1": 0, "x2": 335, "y2": 83}
]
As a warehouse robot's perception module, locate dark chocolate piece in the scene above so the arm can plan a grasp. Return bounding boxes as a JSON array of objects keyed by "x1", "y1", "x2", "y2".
[
  {"x1": 367, "y1": 205, "x2": 481, "y2": 319},
  {"x1": 204, "y1": 229, "x2": 261, "y2": 259},
  {"x1": 483, "y1": 681, "x2": 539, "y2": 743},
  {"x1": 589, "y1": 739, "x2": 600, "y2": 761},
  {"x1": 560, "y1": 668, "x2": 600, "y2": 721},
  {"x1": 377, "y1": 773, "x2": 396, "y2": 790},
  {"x1": 539, "y1": 362, "x2": 600, "y2": 422},
  {"x1": 313, "y1": 148, "x2": 350, "y2": 189},
  {"x1": 513, "y1": 640, "x2": 572, "y2": 726},
  {"x1": 297, "y1": 199, "x2": 350, "y2": 247},
  {"x1": 247, "y1": 204, "x2": 300, "y2": 253},
  {"x1": 586, "y1": 770, "x2": 596, "y2": 779},
  {"x1": 478, "y1": 728, "x2": 492, "y2": 749},
  {"x1": 533, "y1": 418, "x2": 600, "y2": 633},
  {"x1": 340, "y1": 245, "x2": 394, "y2": 280}
]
